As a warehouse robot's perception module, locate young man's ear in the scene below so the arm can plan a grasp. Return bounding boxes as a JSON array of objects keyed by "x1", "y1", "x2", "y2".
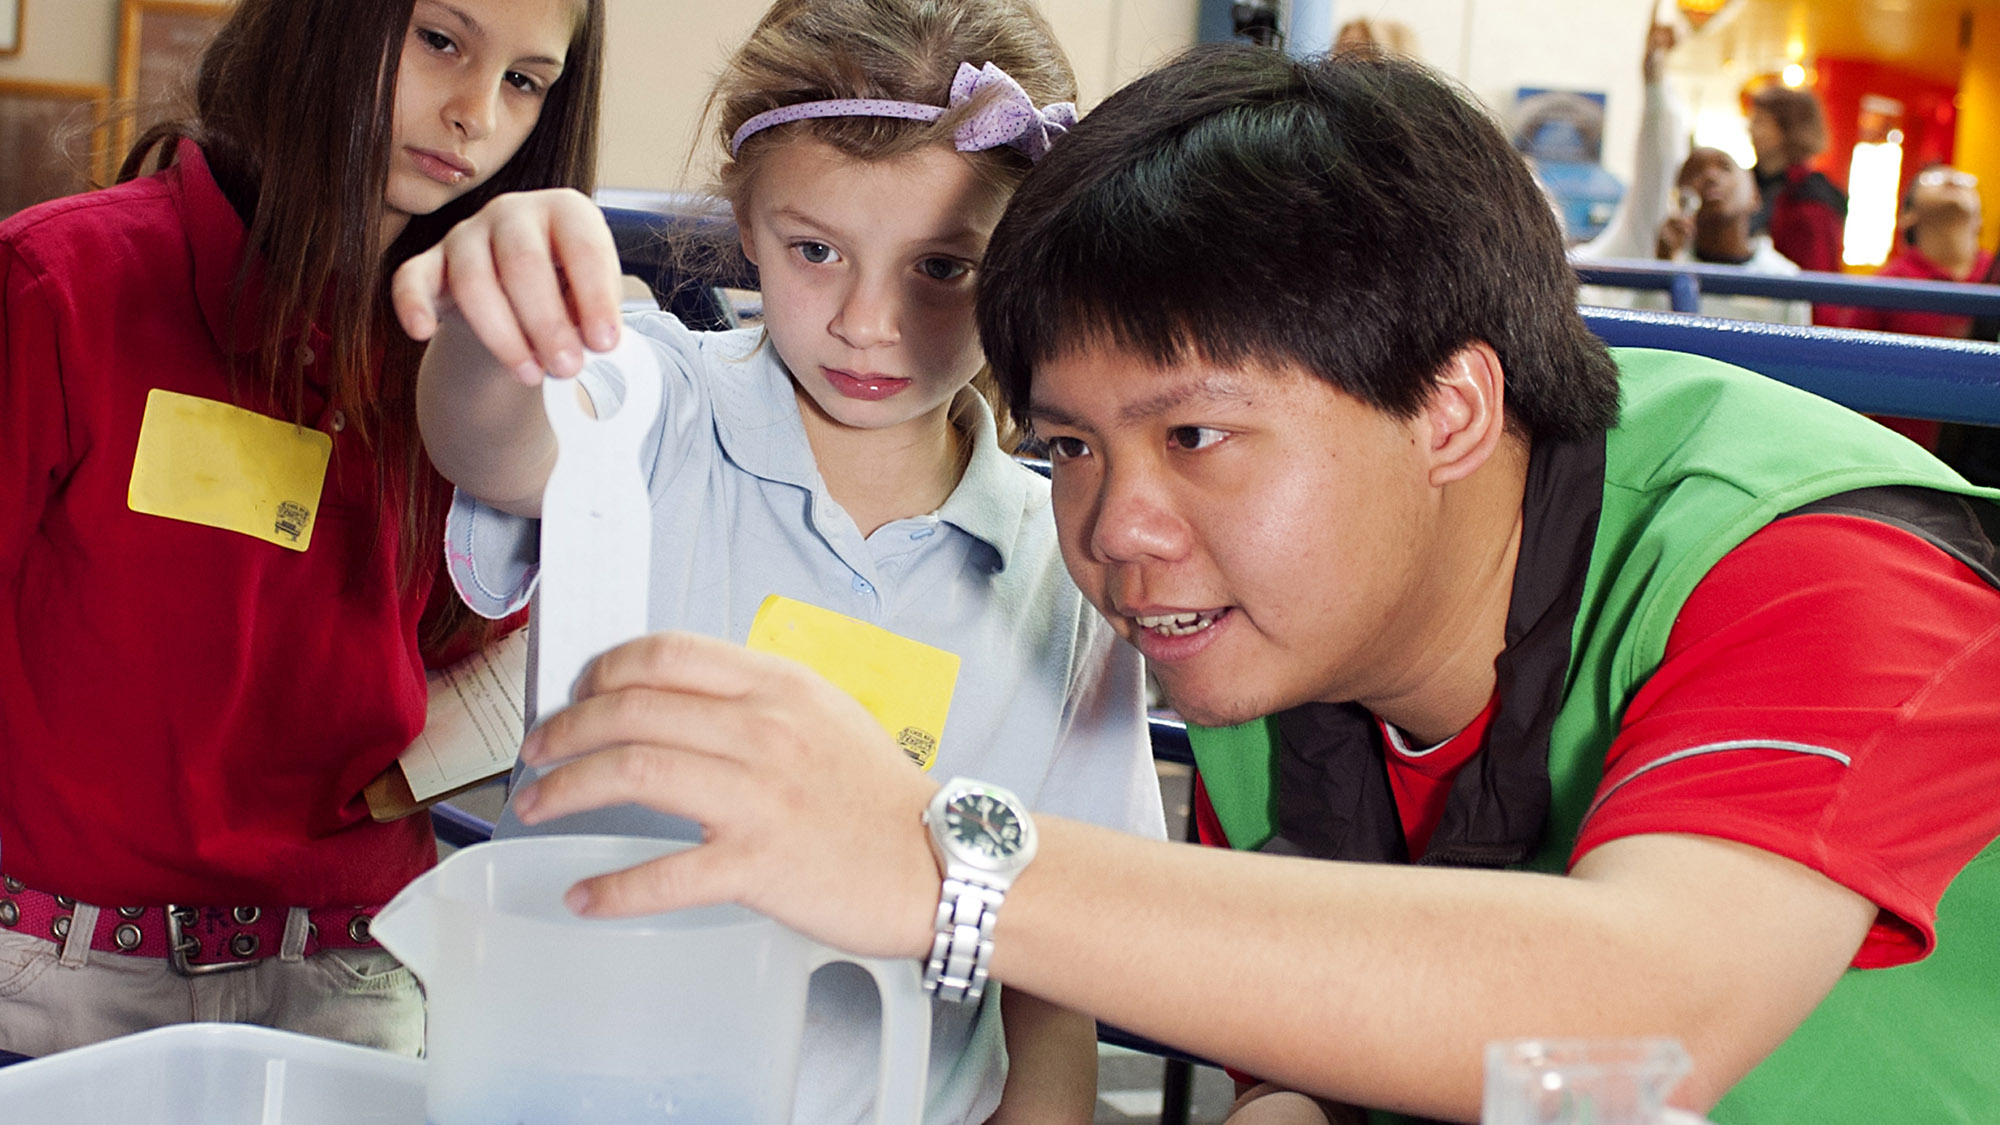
[{"x1": 1421, "y1": 342, "x2": 1509, "y2": 487}]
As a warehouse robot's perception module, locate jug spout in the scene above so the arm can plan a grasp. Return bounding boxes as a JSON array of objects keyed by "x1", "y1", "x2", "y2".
[{"x1": 368, "y1": 868, "x2": 441, "y2": 979}]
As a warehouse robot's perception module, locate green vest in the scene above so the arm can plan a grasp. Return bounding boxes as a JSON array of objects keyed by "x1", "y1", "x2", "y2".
[{"x1": 1189, "y1": 349, "x2": 2000, "y2": 1122}]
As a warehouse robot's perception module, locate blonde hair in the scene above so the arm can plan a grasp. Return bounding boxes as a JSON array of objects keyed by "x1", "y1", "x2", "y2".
[{"x1": 705, "y1": 0, "x2": 1075, "y2": 449}]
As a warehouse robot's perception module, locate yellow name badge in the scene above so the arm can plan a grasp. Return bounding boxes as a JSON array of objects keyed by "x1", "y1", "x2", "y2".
[
  {"x1": 746, "y1": 595, "x2": 960, "y2": 771},
  {"x1": 127, "y1": 390, "x2": 332, "y2": 552}
]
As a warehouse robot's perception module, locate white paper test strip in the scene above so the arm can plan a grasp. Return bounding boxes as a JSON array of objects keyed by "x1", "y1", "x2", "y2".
[{"x1": 531, "y1": 333, "x2": 662, "y2": 756}]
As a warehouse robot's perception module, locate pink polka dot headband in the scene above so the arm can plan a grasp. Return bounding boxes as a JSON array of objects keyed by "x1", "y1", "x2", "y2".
[{"x1": 729, "y1": 61, "x2": 1077, "y2": 163}]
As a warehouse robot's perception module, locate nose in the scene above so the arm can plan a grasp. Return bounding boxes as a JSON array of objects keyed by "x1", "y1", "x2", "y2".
[
  {"x1": 1079, "y1": 458, "x2": 1191, "y2": 566},
  {"x1": 829, "y1": 271, "x2": 901, "y2": 350},
  {"x1": 445, "y1": 76, "x2": 498, "y2": 142}
]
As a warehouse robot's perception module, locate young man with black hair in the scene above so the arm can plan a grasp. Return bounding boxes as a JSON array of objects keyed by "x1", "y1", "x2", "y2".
[{"x1": 501, "y1": 45, "x2": 2000, "y2": 1125}]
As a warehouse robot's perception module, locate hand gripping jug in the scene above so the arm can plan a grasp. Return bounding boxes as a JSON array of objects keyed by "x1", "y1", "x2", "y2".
[
  {"x1": 372, "y1": 834, "x2": 932, "y2": 1124},
  {"x1": 376, "y1": 339, "x2": 928, "y2": 1123}
]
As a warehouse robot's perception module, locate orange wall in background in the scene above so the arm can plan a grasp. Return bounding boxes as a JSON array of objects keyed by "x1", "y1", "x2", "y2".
[{"x1": 1961, "y1": 9, "x2": 2000, "y2": 254}]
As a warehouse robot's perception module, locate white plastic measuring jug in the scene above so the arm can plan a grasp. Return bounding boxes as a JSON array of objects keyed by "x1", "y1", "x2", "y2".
[{"x1": 372, "y1": 835, "x2": 930, "y2": 1124}]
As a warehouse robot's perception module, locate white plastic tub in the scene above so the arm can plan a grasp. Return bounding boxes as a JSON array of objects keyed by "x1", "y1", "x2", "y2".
[{"x1": 0, "y1": 1023, "x2": 422, "y2": 1123}]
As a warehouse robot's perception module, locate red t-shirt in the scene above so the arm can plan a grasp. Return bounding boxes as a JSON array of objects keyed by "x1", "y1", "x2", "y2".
[
  {"x1": 1577, "y1": 514, "x2": 2000, "y2": 967},
  {"x1": 1377, "y1": 697, "x2": 1498, "y2": 861},
  {"x1": 0, "y1": 142, "x2": 439, "y2": 905},
  {"x1": 1195, "y1": 514, "x2": 2000, "y2": 971}
]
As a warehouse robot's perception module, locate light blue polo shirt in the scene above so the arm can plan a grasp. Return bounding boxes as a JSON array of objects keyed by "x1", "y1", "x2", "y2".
[{"x1": 444, "y1": 312, "x2": 1166, "y2": 1125}]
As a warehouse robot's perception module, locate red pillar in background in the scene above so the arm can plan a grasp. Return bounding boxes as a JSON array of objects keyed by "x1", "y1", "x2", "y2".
[{"x1": 1808, "y1": 58, "x2": 1960, "y2": 202}]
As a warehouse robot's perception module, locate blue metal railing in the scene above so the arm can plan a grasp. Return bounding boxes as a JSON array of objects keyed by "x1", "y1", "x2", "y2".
[
  {"x1": 1147, "y1": 714, "x2": 1194, "y2": 766},
  {"x1": 1573, "y1": 255, "x2": 2000, "y2": 319},
  {"x1": 1583, "y1": 306, "x2": 2000, "y2": 426}
]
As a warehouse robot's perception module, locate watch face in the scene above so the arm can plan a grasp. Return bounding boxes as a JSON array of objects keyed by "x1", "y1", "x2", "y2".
[{"x1": 943, "y1": 791, "x2": 1027, "y2": 861}]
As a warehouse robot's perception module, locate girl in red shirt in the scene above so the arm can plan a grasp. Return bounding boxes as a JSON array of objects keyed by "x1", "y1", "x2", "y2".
[{"x1": 0, "y1": 0, "x2": 601, "y2": 1058}]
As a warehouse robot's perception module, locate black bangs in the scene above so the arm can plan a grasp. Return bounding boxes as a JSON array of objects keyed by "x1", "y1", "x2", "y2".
[{"x1": 978, "y1": 43, "x2": 1621, "y2": 441}]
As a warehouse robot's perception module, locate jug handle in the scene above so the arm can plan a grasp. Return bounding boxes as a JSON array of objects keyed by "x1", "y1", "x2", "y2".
[{"x1": 805, "y1": 949, "x2": 930, "y2": 1125}]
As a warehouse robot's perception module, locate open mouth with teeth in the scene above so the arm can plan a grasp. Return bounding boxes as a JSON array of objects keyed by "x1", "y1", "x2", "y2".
[{"x1": 1132, "y1": 610, "x2": 1224, "y2": 637}]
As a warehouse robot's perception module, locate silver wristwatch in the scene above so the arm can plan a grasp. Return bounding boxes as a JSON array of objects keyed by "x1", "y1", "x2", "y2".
[{"x1": 921, "y1": 778, "x2": 1038, "y2": 1003}]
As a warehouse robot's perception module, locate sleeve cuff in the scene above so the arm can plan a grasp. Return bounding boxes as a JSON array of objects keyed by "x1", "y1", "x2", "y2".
[{"x1": 443, "y1": 487, "x2": 540, "y2": 619}]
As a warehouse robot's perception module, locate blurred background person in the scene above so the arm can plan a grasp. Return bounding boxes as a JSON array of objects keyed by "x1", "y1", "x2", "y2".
[
  {"x1": 1843, "y1": 165, "x2": 1990, "y2": 335},
  {"x1": 1842, "y1": 165, "x2": 1998, "y2": 464},
  {"x1": 1748, "y1": 84, "x2": 1847, "y2": 319},
  {"x1": 1332, "y1": 16, "x2": 1418, "y2": 57},
  {"x1": 1573, "y1": 22, "x2": 1683, "y2": 264},
  {"x1": 1574, "y1": 20, "x2": 1808, "y2": 325},
  {"x1": 1651, "y1": 146, "x2": 1811, "y2": 324}
]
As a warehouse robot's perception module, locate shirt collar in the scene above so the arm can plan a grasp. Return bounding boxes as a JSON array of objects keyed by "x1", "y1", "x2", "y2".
[
  {"x1": 169, "y1": 140, "x2": 262, "y2": 357},
  {"x1": 935, "y1": 387, "x2": 1032, "y2": 572},
  {"x1": 1887, "y1": 244, "x2": 1957, "y2": 282},
  {"x1": 171, "y1": 140, "x2": 334, "y2": 371},
  {"x1": 707, "y1": 329, "x2": 1033, "y2": 570},
  {"x1": 706, "y1": 328, "x2": 815, "y2": 482}
]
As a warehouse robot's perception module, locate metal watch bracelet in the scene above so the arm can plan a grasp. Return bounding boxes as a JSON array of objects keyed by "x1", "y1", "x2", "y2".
[{"x1": 923, "y1": 875, "x2": 1004, "y2": 1003}]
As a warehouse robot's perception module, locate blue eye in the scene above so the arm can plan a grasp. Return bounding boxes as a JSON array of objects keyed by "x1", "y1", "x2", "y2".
[{"x1": 796, "y1": 241, "x2": 838, "y2": 265}]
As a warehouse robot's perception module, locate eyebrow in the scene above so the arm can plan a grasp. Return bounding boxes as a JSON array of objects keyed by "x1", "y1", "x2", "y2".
[
  {"x1": 1028, "y1": 374, "x2": 1261, "y2": 429},
  {"x1": 427, "y1": 2, "x2": 568, "y2": 69},
  {"x1": 430, "y1": 2, "x2": 485, "y2": 38}
]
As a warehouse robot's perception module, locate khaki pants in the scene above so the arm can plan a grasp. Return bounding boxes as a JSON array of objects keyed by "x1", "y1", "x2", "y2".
[{"x1": 0, "y1": 920, "x2": 423, "y2": 1060}]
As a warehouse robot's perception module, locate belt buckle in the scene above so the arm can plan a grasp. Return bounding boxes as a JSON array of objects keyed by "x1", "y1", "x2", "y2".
[{"x1": 164, "y1": 906, "x2": 256, "y2": 976}]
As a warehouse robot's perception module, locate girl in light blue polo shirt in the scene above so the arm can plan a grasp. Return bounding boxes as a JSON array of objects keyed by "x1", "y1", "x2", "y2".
[{"x1": 393, "y1": 1, "x2": 1167, "y2": 1121}]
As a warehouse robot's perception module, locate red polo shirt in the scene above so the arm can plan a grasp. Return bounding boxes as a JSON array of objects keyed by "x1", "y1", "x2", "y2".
[
  {"x1": 1838, "y1": 244, "x2": 1994, "y2": 341},
  {"x1": 1831, "y1": 245, "x2": 1995, "y2": 450},
  {"x1": 0, "y1": 142, "x2": 437, "y2": 906}
]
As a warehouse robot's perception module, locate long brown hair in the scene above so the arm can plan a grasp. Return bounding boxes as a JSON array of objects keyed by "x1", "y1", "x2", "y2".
[
  {"x1": 706, "y1": 0, "x2": 1076, "y2": 452},
  {"x1": 119, "y1": 0, "x2": 605, "y2": 651},
  {"x1": 1748, "y1": 85, "x2": 1828, "y2": 169}
]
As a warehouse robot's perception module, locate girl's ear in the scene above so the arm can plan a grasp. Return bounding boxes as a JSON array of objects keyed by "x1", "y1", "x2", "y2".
[{"x1": 1421, "y1": 341, "x2": 1508, "y2": 487}]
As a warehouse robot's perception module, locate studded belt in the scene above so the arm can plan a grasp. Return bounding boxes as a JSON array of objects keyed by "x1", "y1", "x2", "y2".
[{"x1": 0, "y1": 874, "x2": 381, "y2": 976}]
